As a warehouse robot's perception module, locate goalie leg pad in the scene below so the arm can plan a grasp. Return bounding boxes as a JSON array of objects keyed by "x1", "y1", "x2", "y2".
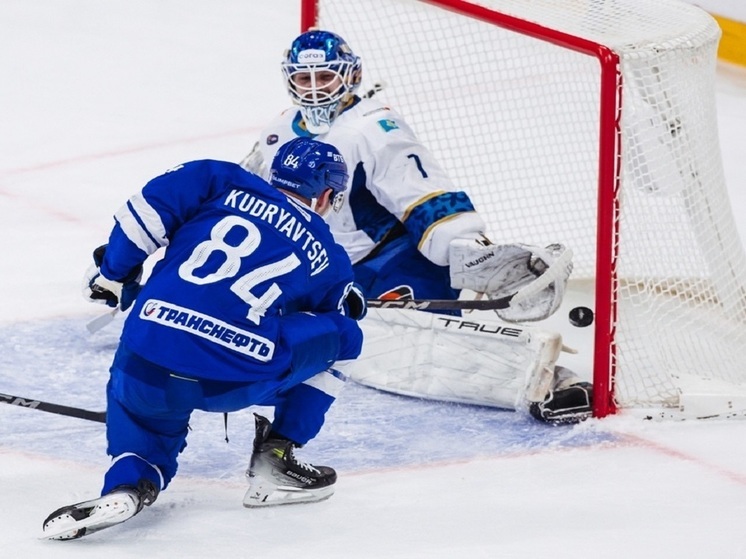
[{"x1": 340, "y1": 308, "x2": 564, "y2": 410}]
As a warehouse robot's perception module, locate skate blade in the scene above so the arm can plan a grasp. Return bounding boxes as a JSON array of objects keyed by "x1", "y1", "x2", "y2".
[
  {"x1": 243, "y1": 484, "x2": 335, "y2": 508},
  {"x1": 41, "y1": 492, "x2": 139, "y2": 540}
]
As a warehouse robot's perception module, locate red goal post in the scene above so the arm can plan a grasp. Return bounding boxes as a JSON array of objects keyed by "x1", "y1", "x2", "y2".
[{"x1": 300, "y1": 0, "x2": 746, "y2": 419}]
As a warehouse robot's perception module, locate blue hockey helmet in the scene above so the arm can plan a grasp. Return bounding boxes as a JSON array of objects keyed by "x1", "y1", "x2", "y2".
[
  {"x1": 269, "y1": 138, "x2": 348, "y2": 210},
  {"x1": 282, "y1": 30, "x2": 362, "y2": 134}
]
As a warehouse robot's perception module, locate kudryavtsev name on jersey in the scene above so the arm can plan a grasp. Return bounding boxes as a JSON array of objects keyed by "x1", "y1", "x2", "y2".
[{"x1": 223, "y1": 189, "x2": 330, "y2": 276}]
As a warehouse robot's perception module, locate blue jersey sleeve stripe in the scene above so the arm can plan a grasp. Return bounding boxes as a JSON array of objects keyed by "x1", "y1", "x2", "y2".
[
  {"x1": 403, "y1": 191, "x2": 476, "y2": 244},
  {"x1": 128, "y1": 193, "x2": 169, "y2": 247},
  {"x1": 125, "y1": 199, "x2": 162, "y2": 251},
  {"x1": 114, "y1": 199, "x2": 162, "y2": 255}
]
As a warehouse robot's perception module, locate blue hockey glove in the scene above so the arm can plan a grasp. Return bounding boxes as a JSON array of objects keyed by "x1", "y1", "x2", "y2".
[{"x1": 82, "y1": 245, "x2": 141, "y2": 311}]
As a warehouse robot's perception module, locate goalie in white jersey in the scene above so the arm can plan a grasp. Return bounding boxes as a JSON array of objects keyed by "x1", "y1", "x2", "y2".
[{"x1": 241, "y1": 29, "x2": 592, "y2": 424}]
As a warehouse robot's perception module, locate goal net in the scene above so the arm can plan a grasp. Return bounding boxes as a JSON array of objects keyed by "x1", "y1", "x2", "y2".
[{"x1": 301, "y1": 0, "x2": 746, "y2": 418}]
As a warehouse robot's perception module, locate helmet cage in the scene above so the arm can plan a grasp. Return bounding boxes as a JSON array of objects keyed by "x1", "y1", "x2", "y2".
[
  {"x1": 282, "y1": 59, "x2": 361, "y2": 133},
  {"x1": 282, "y1": 30, "x2": 362, "y2": 133}
]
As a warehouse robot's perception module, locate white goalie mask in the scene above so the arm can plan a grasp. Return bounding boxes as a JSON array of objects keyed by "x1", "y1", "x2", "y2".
[{"x1": 282, "y1": 30, "x2": 362, "y2": 134}]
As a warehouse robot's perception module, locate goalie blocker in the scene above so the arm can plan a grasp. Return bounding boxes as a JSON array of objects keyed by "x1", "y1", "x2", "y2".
[{"x1": 339, "y1": 308, "x2": 592, "y2": 424}]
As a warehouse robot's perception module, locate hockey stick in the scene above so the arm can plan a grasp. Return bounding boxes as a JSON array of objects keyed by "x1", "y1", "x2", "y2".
[
  {"x1": 367, "y1": 295, "x2": 514, "y2": 311},
  {"x1": 0, "y1": 391, "x2": 106, "y2": 423},
  {"x1": 86, "y1": 307, "x2": 119, "y2": 334},
  {"x1": 86, "y1": 249, "x2": 572, "y2": 316},
  {"x1": 367, "y1": 248, "x2": 573, "y2": 311}
]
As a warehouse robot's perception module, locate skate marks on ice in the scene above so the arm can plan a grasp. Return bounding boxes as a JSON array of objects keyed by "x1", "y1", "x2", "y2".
[{"x1": 0, "y1": 316, "x2": 618, "y2": 477}]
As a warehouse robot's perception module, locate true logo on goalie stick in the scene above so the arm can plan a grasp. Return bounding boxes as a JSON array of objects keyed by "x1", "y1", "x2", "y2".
[{"x1": 437, "y1": 317, "x2": 523, "y2": 337}]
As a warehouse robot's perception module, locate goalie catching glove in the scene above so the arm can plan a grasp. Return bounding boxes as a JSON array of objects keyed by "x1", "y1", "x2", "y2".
[
  {"x1": 449, "y1": 239, "x2": 572, "y2": 322},
  {"x1": 82, "y1": 245, "x2": 142, "y2": 311}
]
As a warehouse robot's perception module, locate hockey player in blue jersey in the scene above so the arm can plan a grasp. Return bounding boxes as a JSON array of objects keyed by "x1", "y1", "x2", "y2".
[
  {"x1": 241, "y1": 30, "x2": 592, "y2": 425},
  {"x1": 42, "y1": 138, "x2": 366, "y2": 541}
]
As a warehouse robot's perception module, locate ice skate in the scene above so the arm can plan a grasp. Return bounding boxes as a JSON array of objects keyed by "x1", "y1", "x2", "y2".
[
  {"x1": 529, "y1": 366, "x2": 593, "y2": 424},
  {"x1": 42, "y1": 479, "x2": 157, "y2": 540},
  {"x1": 243, "y1": 414, "x2": 336, "y2": 507},
  {"x1": 42, "y1": 489, "x2": 143, "y2": 540}
]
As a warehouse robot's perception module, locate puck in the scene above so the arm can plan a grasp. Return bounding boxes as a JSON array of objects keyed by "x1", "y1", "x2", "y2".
[{"x1": 569, "y1": 306, "x2": 594, "y2": 327}]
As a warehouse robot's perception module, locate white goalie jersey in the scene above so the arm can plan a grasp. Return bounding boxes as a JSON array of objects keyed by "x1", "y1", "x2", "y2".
[{"x1": 242, "y1": 97, "x2": 486, "y2": 266}]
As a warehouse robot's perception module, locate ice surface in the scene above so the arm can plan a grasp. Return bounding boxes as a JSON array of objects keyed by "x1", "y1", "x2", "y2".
[{"x1": 1, "y1": 1, "x2": 746, "y2": 557}]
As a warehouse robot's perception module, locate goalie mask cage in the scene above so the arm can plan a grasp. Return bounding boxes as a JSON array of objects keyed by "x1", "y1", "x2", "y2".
[{"x1": 300, "y1": 0, "x2": 746, "y2": 419}]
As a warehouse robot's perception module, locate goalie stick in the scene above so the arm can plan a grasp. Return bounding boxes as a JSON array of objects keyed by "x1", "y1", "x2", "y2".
[
  {"x1": 0, "y1": 391, "x2": 106, "y2": 423},
  {"x1": 86, "y1": 247, "x2": 573, "y2": 330}
]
